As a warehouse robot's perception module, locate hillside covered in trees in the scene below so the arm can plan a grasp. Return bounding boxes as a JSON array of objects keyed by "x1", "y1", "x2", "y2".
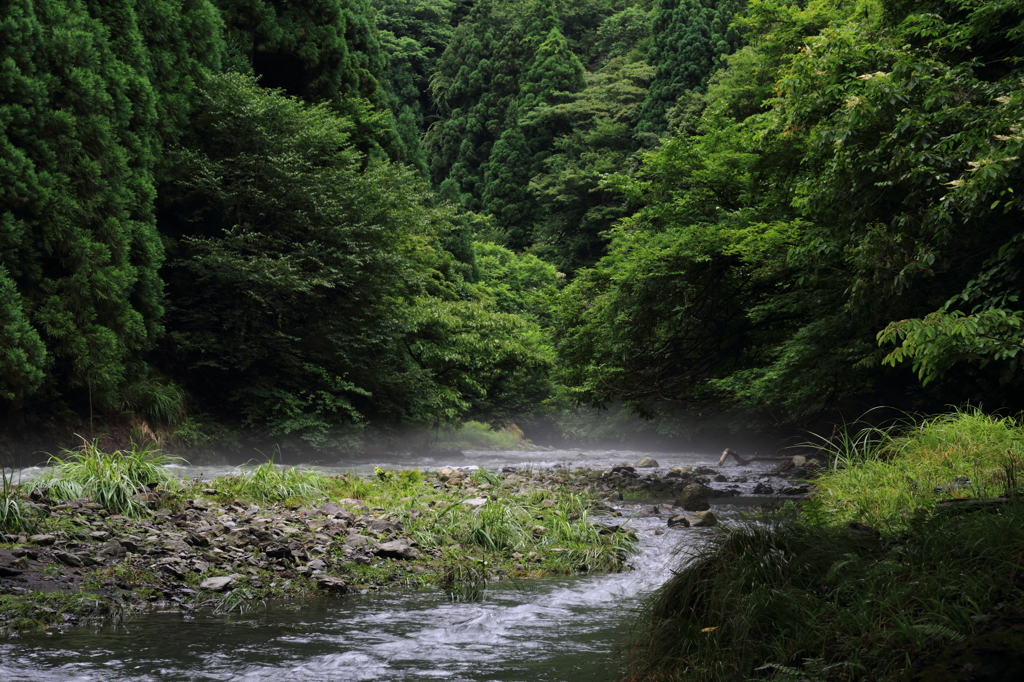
[{"x1": 1, "y1": 0, "x2": 1022, "y2": 453}]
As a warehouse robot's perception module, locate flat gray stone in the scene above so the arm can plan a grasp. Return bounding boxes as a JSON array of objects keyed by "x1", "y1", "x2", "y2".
[
  {"x1": 200, "y1": 575, "x2": 238, "y2": 591},
  {"x1": 462, "y1": 497, "x2": 487, "y2": 508}
]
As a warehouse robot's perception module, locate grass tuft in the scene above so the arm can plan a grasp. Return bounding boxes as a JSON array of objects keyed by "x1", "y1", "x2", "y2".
[
  {"x1": 40, "y1": 439, "x2": 183, "y2": 516},
  {"x1": 0, "y1": 467, "x2": 36, "y2": 534}
]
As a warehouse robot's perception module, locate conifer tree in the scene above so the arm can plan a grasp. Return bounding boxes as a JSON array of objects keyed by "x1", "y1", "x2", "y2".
[
  {"x1": 0, "y1": 0, "x2": 166, "y2": 419},
  {"x1": 481, "y1": 106, "x2": 537, "y2": 248},
  {"x1": 216, "y1": 0, "x2": 395, "y2": 154},
  {"x1": 637, "y1": 0, "x2": 744, "y2": 136}
]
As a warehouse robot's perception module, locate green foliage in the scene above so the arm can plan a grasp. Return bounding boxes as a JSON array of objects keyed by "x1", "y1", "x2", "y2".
[
  {"x1": 0, "y1": 0, "x2": 168, "y2": 420},
  {"x1": 41, "y1": 440, "x2": 183, "y2": 516},
  {"x1": 528, "y1": 56, "x2": 654, "y2": 271},
  {"x1": 474, "y1": 241, "x2": 562, "y2": 322},
  {"x1": 0, "y1": 467, "x2": 36, "y2": 534},
  {"x1": 556, "y1": 0, "x2": 1024, "y2": 422},
  {"x1": 213, "y1": 461, "x2": 330, "y2": 504},
  {"x1": 120, "y1": 378, "x2": 190, "y2": 427},
  {"x1": 811, "y1": 409, "x2": 1024, "y2": 529},
  {"x1": 636, "y1": 0, "x2": 745, "y2": 136},
  {"x1": 432, "y1": 421, "x2": 525, "y2": 450},
  {"x1": 623, "y1": 509, "x2": 1024, "y2": 682}
]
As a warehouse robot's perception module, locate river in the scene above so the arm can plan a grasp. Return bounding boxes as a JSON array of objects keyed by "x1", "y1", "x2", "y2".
[{"x1": 0, "y1": 449, "x2": 768, "y2": 681}]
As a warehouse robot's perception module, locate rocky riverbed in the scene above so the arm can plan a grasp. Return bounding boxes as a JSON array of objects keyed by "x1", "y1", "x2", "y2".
[{"x1": 0, "y1": 456, "x2": 819, "y2": 636}]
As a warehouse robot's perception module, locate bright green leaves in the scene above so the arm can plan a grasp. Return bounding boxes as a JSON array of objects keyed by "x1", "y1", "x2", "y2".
[{"x1": 879, "y1": 310, "x2": 1024, "y2": 385}]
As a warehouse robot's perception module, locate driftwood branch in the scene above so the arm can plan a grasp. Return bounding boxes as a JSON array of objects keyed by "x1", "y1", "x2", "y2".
[{"x1": 717, "y1": 448, "x2": 796, "y2": 466}]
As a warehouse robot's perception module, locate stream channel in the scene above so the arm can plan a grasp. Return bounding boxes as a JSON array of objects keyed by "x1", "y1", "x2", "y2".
[{"x1": 0, "y1": 449, "x2": 773, "y2": 681}]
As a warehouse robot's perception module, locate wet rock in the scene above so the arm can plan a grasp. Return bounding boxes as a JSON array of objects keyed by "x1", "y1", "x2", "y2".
[
  {"x1": 713, "y1": 474, "x2": 728, "y2": 482},
  {"x1": 688, "y1": 510, "x2": 717, "y2": 527},
  {"x1": 752, "y1": 482, "x2": 774, "y2": 494},
  {"x1": 344, "y1": 535, "x2": 371, "y2": 548},
  {"x1": 96, "y1": 539, "x2": 127, "y2": 561},
  {"x1": 53, "y1": 550, "x2": 84, "y2": 567},
  {"x1": 318, "y1": 502, "x2": 344, "y2": 516},
  {"x1": 185, "y1": 532, "x2": 210, "y2": 547},
  {"x1": 436, "y1": 467, "x2": 461, "y2": 481},
  {"x1": 28, "y1": 534, "x2": 56, "y2": 546},
  {"x1": 781, "y1": 485, "x2": 809, "y2": 496},
  {"x1": 264, "y1": 543, "x2": 292, "y2": 558},
  {"x1": 0, "y1": 564, "x2": 23, "y2": 577},
  {"x1": 9, "y1": 556, "x2": 29, "y2": 570},
  {"x1": 635, "y1": 457, "x2": 660, "y2": 468},
  {"x1": 604, "y1": 491, "x2": 623, "y2": 502},
  {"x1": 375, "y1": 540, "x2": 421, "y2": 560},
  {"x1": 200, "y1": 575, "x2": 238, "y2": 591},
  {"x1": 694, "y1": 466, "x2": 717, "y2": 476},
  {"x1": 317, "y1": 576, "x2": 349, "y2": 592},
  {"x1": 639, "y1": 505, "x2": 659, "y2": 515},
  {"x1": 675, "y1": 484, "x2": 711, "y2": 511},
  {"x1": 223, "y1": 530, "x2": 252, "y2": 548},
  {"x1": 368, "y1": 518, "x2": 402, "y2": 533},
  {"x1": 667, "y1": 515, "x2": 690, "y2": 528}
]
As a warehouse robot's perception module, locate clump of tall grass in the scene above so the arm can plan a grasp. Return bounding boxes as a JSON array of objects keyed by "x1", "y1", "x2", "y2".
[
  {"x1": 810, "y1": 408, "x2": 1023, "y2": 530},
  {"x1": 1, "y1": 468, "x2": 36, "y2": 534},
  {"x1": 41, "y1": 439, "x2": 182, "y2": 516},
  {"x1": 622, "y1": 507, "x2": 1024, "y2": 682},
  {"x1": 212, "y1": 461, "x2": 330, "y2": 504}
]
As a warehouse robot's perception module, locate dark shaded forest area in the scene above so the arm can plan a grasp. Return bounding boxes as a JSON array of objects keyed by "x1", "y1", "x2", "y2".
[{"x1": 1, "y1": 0, "x2": 1022, "y2": 454}]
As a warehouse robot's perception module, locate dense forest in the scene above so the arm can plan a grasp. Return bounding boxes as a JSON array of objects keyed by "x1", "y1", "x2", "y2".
[{"x1": 1, "y1": 0, "x2": 1022, "y2": 452}]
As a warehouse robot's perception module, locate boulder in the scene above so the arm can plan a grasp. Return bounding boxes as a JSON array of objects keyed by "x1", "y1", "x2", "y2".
[
  {"x1": 635, "y1": 456, "x2": 660, "y2": 468},
  {"x1": 675, "y1": 484, "x2": 711, "y2": 511},
  {"x1": 667, "y1": 515, "x2": 690, "y2": 528},
  {"x1": 200, "y1": 575, "x2": 238, "y2": 591},
  {"x1": 688, "y1": 510, "x2": 717, "y2": 527}
]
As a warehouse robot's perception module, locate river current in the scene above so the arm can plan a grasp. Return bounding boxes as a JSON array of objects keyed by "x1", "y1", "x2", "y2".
[{"x1": 0, "y1": 448, "x2": 760, "y2": 681}]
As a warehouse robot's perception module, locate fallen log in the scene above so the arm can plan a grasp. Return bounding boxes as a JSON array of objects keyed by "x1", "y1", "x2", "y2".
[{"x1": 717, "y1": 448, "x2": 797, "y2": 466}]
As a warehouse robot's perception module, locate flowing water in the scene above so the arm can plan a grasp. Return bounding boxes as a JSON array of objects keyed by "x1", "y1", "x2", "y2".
[{"x1": 1, "y1": 449, "x2": 769, "y2": 681}]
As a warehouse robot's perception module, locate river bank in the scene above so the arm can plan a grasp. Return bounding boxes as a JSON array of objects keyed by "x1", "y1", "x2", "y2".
[
  {"x1": 0, "y1": 447, "x2": 810, "y2": 637},
  {"x1": 621, "y1": 410, "x2": 1024, "y2": 682}
]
